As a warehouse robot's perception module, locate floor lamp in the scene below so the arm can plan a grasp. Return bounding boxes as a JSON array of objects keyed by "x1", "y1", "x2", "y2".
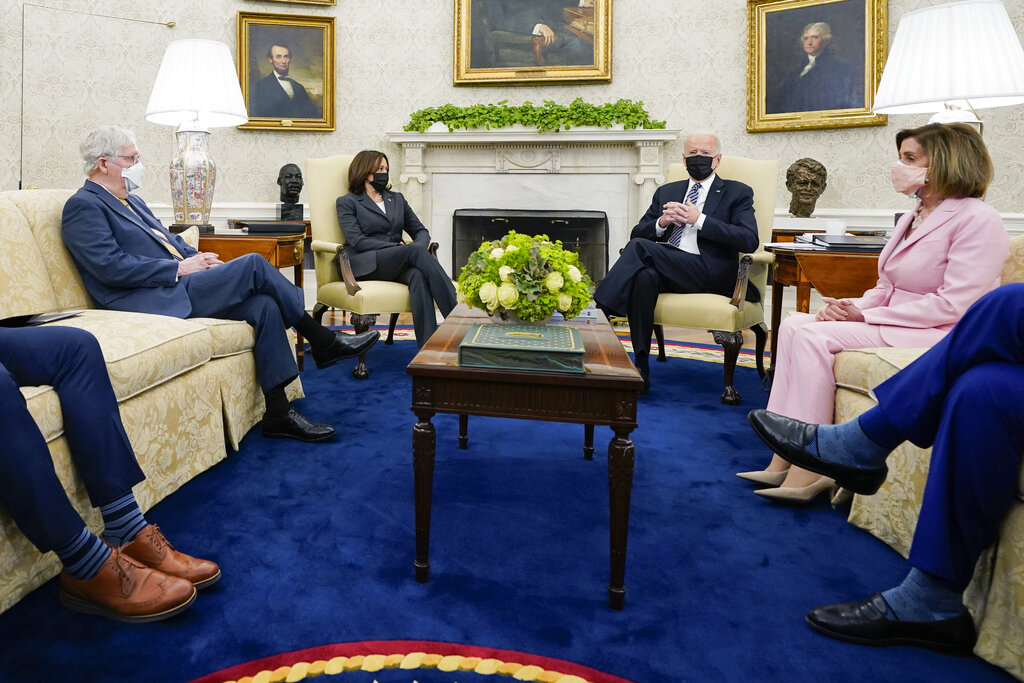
[
  {"x1": 146, "y1": 39, "x2": 249, "y2": 233},
  {"x1": 872, "y1": 0, "x2": 1024, "y2": 130}
]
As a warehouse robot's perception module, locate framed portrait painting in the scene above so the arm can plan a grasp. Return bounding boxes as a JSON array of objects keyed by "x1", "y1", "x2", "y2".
[
  {"x1": 237, "y1": 12, "x2": 335, "y2": 131},
  {"x1": 747, "y1": 0, "x2": 887, "y2": 133},
  {"x1": 454, "y1": 0, "x2": 611, "y2": 85}
]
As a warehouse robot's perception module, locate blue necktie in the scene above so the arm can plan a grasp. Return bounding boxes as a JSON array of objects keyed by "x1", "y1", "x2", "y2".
[{"x1": 667, "y1": 182, "x2": 701, "y2": 247}]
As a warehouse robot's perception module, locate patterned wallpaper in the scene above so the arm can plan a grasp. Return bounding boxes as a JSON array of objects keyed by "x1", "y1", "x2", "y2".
[{"x1": 3, "y1": 0, "x2": 1024, "y2": 218}]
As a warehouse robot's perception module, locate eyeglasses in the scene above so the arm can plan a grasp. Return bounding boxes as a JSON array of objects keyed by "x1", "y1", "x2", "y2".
[{"x1": 107, "y1": 154, "x2": 141, "y2": 165}]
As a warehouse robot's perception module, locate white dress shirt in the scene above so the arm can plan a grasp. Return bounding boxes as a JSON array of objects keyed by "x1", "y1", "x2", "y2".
[{"x1": 655, "y1": 173, "x2": 716, "y2": 255}]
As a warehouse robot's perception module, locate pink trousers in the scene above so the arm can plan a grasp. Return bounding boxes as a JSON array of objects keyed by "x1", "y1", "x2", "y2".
[{"x1": 766, "y1": 314, "x2": 890, "y2": 425}]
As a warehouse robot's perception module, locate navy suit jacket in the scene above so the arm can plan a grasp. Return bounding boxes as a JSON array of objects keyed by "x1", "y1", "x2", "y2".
[
  {"x1": 336, "y1": 190, "x2": 431, "y2": 278},
  {"x1": 631, "y1": 175, "x2": 761, "y2": 301},
  {"x1": 61, "y1": 181, "x2": 198, "y2": 317}
]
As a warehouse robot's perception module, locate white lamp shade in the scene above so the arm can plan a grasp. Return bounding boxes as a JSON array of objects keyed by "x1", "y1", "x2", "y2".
[
  {"x1": 146, "y1": 39, "x2": 248, "y2": 128},
  {"x1": 873, "y1": 0, "x2": 1024, "y2": 114}
]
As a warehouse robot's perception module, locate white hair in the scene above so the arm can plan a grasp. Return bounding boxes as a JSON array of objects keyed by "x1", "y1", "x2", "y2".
[
  {"x1": 80, "y1": 125, "x2": 136, "y2": 176},
  {"x1": 685, "y1": 132, "x2": 721, "y2": 155},
  {"x1": 802, "y1": 22, "x2": 833, "y2": 43}
]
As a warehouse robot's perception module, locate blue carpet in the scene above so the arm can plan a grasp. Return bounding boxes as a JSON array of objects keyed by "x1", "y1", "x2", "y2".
[{"x1": 0, "y1": 340, "x2": 1013, "y2": 682}]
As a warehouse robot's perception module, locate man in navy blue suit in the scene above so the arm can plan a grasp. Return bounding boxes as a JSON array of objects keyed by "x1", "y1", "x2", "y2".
[
  {"x1": 594, "y1": 133, "x2": 760, "y2": 391},
  {"x1": 62, "y1": 125, "x2": 379, "y2": 442},
  {"x1": 1, "y1": 326, "x2": 217, "y2": 621},
  {"x1": 748, "y1": 284, "x2": 1024, "y2": 654}
]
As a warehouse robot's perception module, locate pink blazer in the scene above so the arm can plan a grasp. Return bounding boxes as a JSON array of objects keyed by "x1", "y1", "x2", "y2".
[{"x1": 851, "y1": 196, "x2": 1008, "y2": 347}]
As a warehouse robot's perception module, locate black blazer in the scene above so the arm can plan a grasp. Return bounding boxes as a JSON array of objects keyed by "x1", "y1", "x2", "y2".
[
  {"x1": 336, "y1": 190, "x2": 431, "y2": 278},
  {"x1": 631, "y1": 175, "x2": 761, "y2": 302},
  {"x1": 249, "y1": 73, "x2": 320, "y2": 119}
]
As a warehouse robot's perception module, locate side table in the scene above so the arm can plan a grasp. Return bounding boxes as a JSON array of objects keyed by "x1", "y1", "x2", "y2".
[{"x1": 198, "y1": 230, "x2": 308, "y2": 370}]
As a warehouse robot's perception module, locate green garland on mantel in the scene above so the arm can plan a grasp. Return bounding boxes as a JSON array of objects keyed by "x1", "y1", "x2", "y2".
[{"x1": 403, "y1": 98, "x2": 667, "y2": 134}]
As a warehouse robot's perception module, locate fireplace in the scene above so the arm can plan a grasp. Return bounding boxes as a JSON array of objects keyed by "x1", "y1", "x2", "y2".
[{"x1": 452, "y1": 208, "x2": 608, "y2": 281}]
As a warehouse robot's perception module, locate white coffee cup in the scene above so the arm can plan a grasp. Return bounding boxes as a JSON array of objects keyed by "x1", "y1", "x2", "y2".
[{"x1": 825, "y1": 219, "x2": 847, "y2": 236}]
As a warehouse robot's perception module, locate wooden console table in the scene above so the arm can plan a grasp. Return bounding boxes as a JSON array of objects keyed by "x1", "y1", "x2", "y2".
[
  {"x1": 198, "y1": 230, "x2": 307, "y2": 369},
  {"x1": 406, "y1": 305, "x2": 644, "y2": 609},
  {"x1": 765, "y1": 245, "x2": 881, "y2": 367}
]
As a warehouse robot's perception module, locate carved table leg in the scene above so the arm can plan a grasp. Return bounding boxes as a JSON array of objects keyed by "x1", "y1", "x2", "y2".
[
  {"x1": 413, "y1": 409, "x2": 436, "y2": 583},
  {"x1": 584, "y1": 424, "x2": 595, "y2": 460},
  {"x1": 350, "y1": 313, "x2": 378, "y2": 379},
  {"x1": 458, "y1": 414, "x2": 469, "y2": 450},
  {"x1": 607, "y1": 428, "x2": 635, "y2": 610}
]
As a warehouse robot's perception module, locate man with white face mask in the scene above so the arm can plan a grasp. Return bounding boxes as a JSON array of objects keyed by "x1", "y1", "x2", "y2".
[{"x1": 62, "y1": 125, "x2": 380, "y2": 443}]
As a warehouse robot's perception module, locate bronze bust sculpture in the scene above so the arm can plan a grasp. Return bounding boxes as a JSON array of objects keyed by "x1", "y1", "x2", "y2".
[
  {"x1": 785, "y1": 158, "x2": 827, "y2": 217},
  {"x1": 277, "y1": 163, "x2": 304, "y2": 220}
]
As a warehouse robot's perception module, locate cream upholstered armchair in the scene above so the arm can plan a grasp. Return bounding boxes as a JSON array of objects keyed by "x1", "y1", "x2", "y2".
[
  {"x1": 650, "y1": 155, "x2": 777, "y2": 404},
  {"x1": 306, "y1": 154, "x2": 434, "y2": 378}
]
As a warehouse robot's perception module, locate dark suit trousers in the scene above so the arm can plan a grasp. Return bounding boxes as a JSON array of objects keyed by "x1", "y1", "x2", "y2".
[
  {"x1": 184, "y1": 253, "x2": 306, "y2": 391},
  {"x1": 0, "y1": 327, "x2": 144, "y2": 552},
  {"x1": 366, "y1": 244, "x2": 457, "y2": 348},
  {"x1": 871, "y1": 284, "x2": 1024, "y2": 589},
  {"x1": 594, "y1": 238, "x2": 711, "y2": 373}
]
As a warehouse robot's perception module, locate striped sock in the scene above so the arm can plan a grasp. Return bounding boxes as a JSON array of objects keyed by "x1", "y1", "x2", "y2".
[
  {"x1": 99, "y1": 493, "x2": 148, "y2": 547},
  {"x1": 55, "y1": 528, "x2": 111, "y2": 580}
]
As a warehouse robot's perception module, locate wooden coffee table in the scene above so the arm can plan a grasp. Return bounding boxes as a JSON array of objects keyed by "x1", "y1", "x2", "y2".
[{"x1": 406, "y1": 304, "x2": 644, "y2": 609}]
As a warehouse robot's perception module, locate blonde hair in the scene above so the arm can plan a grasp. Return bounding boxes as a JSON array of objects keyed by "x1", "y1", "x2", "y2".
[{"x1": 896, "y1": 123, "x2": 993, "y2": 199}]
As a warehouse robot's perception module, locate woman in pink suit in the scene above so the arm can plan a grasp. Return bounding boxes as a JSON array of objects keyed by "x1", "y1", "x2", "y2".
[{"x1": 739, "y1": 123, "x2": 1008, "y2": 503}]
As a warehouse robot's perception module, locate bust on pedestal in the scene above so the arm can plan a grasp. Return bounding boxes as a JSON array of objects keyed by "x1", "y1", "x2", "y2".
[{"x1": 277, "y1": 163, "x2": 304, "y2": 220}]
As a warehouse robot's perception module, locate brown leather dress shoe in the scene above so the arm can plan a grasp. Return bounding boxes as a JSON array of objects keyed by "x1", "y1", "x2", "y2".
[
  {"x1": 59, "y1": 549, "x2": 196, "y2": 623},
  {"x1": 122, "y1": 525, "x2": 221, "y2": 589}
]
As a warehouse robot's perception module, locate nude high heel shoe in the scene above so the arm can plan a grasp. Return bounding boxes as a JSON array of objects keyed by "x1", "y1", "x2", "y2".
[
  {"x1": 753, "y1": 476, "x2": 836, "y2": 504},
  {"x1": 736, "y1": 470, "x2": 789, "y2": 487}
]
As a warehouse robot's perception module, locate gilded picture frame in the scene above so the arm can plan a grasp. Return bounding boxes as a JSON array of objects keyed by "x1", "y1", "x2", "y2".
[
  {"x1": 246, "y1": 0, "x2": 336, "y2": 5},
  {"x1": 747, "y1": 0, "x2": 887, "y2": 133},
  {"x1": 454, "y1": 0, "x2": 611, "y2": 86},
  {"x1": 237, "y1": 12, "x2": 335, "y2": 131}
]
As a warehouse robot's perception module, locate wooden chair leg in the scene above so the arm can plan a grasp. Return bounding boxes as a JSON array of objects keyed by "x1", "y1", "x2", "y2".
[
  {"x1": 751, "y1": 322, "x2": 768, "y2": 378},
  {"x1": 312, "y1": 302, "x2": 329, "y2": 324},
  {"x1": 712, "y1": 330, "x2": 743, "y2": 405},
  {"x1": 349, "y1": 313, "x2": 378, "y2": 379},
  {"x1": 655, "y1": 324, "x2": 667, "y2": 362},
  {"x1": 386, "y1": 313, "x2": 399, "y2": 345}
]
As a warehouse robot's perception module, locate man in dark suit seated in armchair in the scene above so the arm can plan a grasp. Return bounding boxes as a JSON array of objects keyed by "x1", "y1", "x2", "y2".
[{"x1": 594, "y1": 132, "x2": 760, "y2": 392}]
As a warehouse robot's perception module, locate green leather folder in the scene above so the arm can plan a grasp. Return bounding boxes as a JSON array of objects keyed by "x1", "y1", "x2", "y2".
[{"x1": 458, "y1": 323, "x2": 585, "y2": 374}]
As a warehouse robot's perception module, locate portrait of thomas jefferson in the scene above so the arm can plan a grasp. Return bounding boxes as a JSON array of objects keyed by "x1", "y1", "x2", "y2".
[{"x1": 764, "y1": 7, "x2": 864, "y2": 115}]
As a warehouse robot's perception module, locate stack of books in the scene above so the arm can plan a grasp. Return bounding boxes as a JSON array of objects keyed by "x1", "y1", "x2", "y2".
[{"x1": 812, "y1": 234, "x2": 888, "y2": 252}]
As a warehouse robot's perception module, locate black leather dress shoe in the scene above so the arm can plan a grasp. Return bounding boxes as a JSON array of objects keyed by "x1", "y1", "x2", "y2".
[
  {"x1": 806, "y1": 593, "x2": 977, "y2": 655},
  {"x1": 262, "y1": 407, "x2": 336, "y2": 442},
  {"x1": 747, "y1": 409, "x2": 888, "y2": 495},
  {"x1": 311, "y1": 330, "x2": 381, "y2": 370}
]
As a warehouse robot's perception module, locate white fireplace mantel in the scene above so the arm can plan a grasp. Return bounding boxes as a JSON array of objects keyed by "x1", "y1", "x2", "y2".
[{"x1": 387, "y1": 127, "x2": 681, "y2": 273}]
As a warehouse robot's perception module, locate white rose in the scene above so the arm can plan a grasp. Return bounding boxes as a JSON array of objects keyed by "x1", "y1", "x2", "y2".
[
  {"x1": 557, "y1": 293, "x2": 574, "y2": 311},
  {"x1": 545, "y1": 271, "x2": 564, "y2": 292},
  {"x1": 499, "y1": 265, "x2": 514, "y2": 282},
  {"x1": 478, "y1": 281, "x2": 498, "y2": 310},
  {"x1": 504, "y1": 245, "x2": 519, "y2": 253},
  {"x1": 497, "y1": 282, "x2": 519, "y2": 308},
  {"x1": 489, "y1": 248, "x2": 505, "y2": 259},
  {"x1": 456, "y1": 288, "x2": 467, "y2": 304},
  {"x1": 567, "y1": 265, "x2": 582, "y2": 282}
]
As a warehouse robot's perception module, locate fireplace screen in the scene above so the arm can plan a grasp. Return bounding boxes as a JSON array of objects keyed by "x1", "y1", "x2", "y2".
[{"x1": 452, "y1": 209, "x2": 609, "y2": 282}]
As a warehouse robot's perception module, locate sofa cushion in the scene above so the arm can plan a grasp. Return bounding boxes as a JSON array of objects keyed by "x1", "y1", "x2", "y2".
[
  {"x1": 44, "y1": 310, "x2": 214, "y2": 401},
  {"x1": 193, "y1": 317, "x2": 256, "y2": 358},
  {"x1": 0, "y1": 195, "x2": 61, "y2": 319},
  {"x1": 833, "y1": 346, "x2": 926, "y2": 398}
]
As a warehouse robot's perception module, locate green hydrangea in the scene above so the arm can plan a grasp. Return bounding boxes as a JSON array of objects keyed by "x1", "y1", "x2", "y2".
[{"x1": 456, "y1": 231, "x2": 595, "y2": 322}]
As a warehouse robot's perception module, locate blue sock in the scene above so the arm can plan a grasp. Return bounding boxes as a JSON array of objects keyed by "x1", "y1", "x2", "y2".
[
  {"x1": 100, "y1": 493, "x2": 148, "y2": 547},
  {"x1": 810, "y1": 411, "x2": 897, "y2": 469},
  {"x1": 881, "y1": 567, "x2": 966, "y2": 621},
  {"x1": 55, "y1": 528, "x2": 111, "y2": 580}
]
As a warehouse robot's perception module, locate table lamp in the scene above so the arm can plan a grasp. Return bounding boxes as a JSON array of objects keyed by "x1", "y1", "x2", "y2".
[
  {"x1": 872, "y1": 0, "x2": 1024, "y2": 130},
  {"x1": 146, "y1": 38, "x2": 248, "y2": 233}
]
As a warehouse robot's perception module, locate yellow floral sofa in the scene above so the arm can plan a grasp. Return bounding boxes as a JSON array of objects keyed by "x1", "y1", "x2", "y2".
[
  {"x1": 833, "y1": 234, "x2": 1024, "y2": 679},
  {"x1": 0, "y1": 189, "x2": 298, "y2": 614}
]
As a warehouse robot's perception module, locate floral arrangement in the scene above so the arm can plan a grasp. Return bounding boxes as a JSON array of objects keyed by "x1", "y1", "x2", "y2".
[{"x1": 456, "y1": 232, "x2": 595, "y2": 322}]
